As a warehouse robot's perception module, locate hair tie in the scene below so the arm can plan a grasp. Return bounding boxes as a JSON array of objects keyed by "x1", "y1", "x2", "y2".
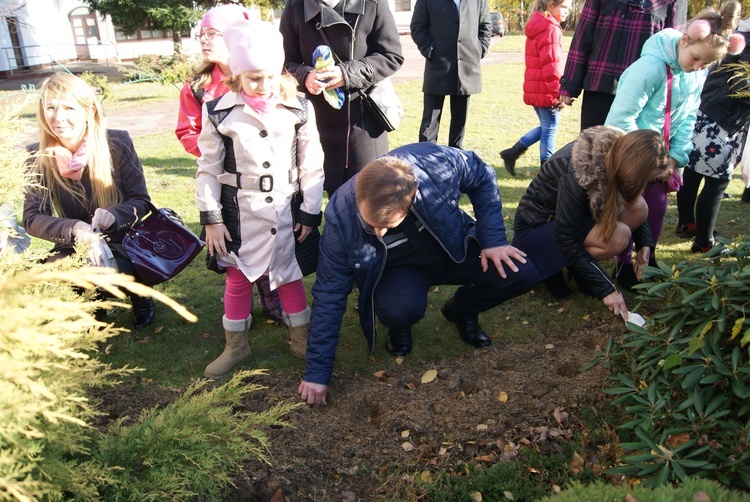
[
  {"x1": 687, "y1": 19, "x2": 712, "y2": 40},
  {"x1": 728, "y1": 33, "x2": 746, "y2": 55}
]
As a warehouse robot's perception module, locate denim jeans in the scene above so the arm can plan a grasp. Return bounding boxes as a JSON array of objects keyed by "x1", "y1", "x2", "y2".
[{"x1": 519, "y1": 106, "x2": 559, "y2": 162}]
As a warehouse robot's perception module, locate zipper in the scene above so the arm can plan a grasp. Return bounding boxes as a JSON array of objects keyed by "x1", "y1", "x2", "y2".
[
  {"x1": 410, "y1": 206, "x2": 462, "y2": 262},
  {"x1": 588, "y1": 260, "x2": 617, "y2": 292}
]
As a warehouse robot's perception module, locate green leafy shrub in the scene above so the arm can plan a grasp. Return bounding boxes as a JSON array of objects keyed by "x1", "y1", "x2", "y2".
[
  {"x1": 597, "y1": 237, "x2": 750, "y2": 489},
  {"x1": 94, "y1": 370, "x2": 299, "y2": 501},
  {"x1": 80, "y1": 71, "x2": 113, "y2": 102},
  {"x1": 130, "y1": 53, "x2": 196, "y2": 87},
  {"x1": 539, "y1": 477, "x2": 748, "y2": 502}
]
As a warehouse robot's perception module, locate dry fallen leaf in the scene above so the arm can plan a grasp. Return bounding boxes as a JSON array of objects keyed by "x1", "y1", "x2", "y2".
[
  {"x1": 438, "y1": 446, "x2": 448, "y2": 456},
  {"x1": 421, "y1": 369, "x2": 438, "y2": 383},
  {"x1": 395, "y1": 356, "x2": 404, "y2": 365},
  {"x1": 504, "y1": 491, "x2": 515, "y2": 500},
  {"x1": 476, "y1": 424, "x2": 488, "y2": 432},
  {"x1": 401, "y1": 430, "x2": 410, "y2": 438},
  {"x1": 545, "y1": 344, "x2": 554, "y2": 349},
  {"x1": 104, "y1": 344, "x2": 112, "y2": 355},
  {"x1": 420, "y1": 470, "x2": 432, "y2": 482},
  {"x1": 556, "y1": 307, "x2": 566, "y2": 314},
  {"x1": 202, "y1": 332, "x2": 211, "y2": 339},
  {"x1": 582, "y1": 315, "x2": 590, "y2": 321},
  {"x1": 570, "y1": 451, "x2": 584, "y2": 475},
  {"x1": 666, "y1": 432, "x2": 690, "y2": 448},
  {"x1": 497, "y1": 391, "x2": 508, "y2": 402},
  {"x1": 154, "y1": 326, "x2": 164, "y2": 334},
  {"x1": 470, "y1": 492, "x2": 483, "y2": 502},
  {"x1": 474, "y1": 455, "x2": 493, "y2": 462},
  {"x1": 401, "y1": 442, "x2": 414, "y2": 452},
  {"x1": 522, "y1": 320, "x2": 529, "y2": 325},
  {"x1": 625, "y1": 494, "x2": 639, "y2": 502},
  {"x1": 373, "y1": 370, "x2": 386, "y2": 379},
  {"x1": 406, "y1": 382, "x2": 416, "y2": 390}
]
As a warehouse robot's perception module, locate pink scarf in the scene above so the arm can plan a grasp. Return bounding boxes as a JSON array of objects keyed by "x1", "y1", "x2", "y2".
[
  {"x1": 241, "y1": 91, "x2": 278, "y2": 115},
  {"x1": 53, "y1": 142, "x2": 87, "y2": 181}
]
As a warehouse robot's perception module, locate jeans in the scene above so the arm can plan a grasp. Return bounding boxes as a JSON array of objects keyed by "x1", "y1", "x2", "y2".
[{"x1": 520, "y1": 106, "x2": 559, "y2": 162}]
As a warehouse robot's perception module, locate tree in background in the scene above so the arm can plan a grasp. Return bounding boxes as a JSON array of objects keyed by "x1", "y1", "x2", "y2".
[{"x1": 82, "y1": 0, "x2": 286, "y2": 54}]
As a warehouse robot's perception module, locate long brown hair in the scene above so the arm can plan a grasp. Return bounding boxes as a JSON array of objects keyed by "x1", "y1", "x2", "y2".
[
  {"x1": 33, "y1": 73, "x2": 119, "y2": 216},
  {"x1": 599, "y1": 130, "x2": 669, "y2": 241}
]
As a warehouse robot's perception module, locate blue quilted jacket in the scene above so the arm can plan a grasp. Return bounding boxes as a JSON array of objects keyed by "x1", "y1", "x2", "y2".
[{"x1": 304, "y1": 142, "x2": 509, "y2": 385}]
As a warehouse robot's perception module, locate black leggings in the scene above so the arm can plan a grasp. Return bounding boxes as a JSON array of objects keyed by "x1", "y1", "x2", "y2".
[{"x1": 676, "y1": 169, "x2": 729, "y2": 247}]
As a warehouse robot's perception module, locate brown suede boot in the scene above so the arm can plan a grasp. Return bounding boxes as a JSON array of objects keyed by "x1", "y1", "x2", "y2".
[
  {"x1": 284, "y1": 308, "x2": 310, "y2": 359},
  {"x1": 204, "y1": 315, "x2": 251, "y2": 379}
]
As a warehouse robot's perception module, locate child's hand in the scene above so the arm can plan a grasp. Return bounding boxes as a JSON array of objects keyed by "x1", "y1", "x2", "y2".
[
  {"x1": 294, "y1": 223, "x2": 312, "y2": 243},
  {"x1": 205, "y1": 223, "x2": 231, "y2": 257}
]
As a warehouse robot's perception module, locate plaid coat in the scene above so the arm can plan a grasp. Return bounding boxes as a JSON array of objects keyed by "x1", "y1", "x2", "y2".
[{"x1": 559, "y1": 0, "x2": 686, "y2": 99}]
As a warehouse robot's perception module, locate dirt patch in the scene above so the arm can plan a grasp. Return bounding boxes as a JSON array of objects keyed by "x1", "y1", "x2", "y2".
[{"x1": 94, "y1": 310, "x2": 624, "y2": 501}]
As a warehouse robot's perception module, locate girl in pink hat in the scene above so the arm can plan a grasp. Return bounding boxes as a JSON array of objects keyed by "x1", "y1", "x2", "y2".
[
  {"x1": 175, "y1": 5, "x2": 286, "y2": 326},
  {"x1": 196, "y1": 19, "x2": 325, "y2": 379}
]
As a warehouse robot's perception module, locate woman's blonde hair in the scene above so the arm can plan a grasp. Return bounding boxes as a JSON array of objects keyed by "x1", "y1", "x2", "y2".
[
  {"x1": 190, "y1": 59, "x2": 215, "y2": 92},
  {"x1": 683, "y1": 0, "x2": 742, "y2": 61},
  {"x1": 598, "y1": 129, "x2": 669, "y2": 241},
  {"x1": 34, "y1": 73, "x2": 119, "y2": 216},
  {"x1": 225, "y1": 72, "x2": 299, "y2": 101}
]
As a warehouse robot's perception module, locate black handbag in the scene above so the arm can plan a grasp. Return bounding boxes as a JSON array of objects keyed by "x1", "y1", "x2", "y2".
[
  {"x1": 122, "y1": 201, "x2": 205, "y2": 285},
  {"x1": 291, "y1": 191, "x2": 320, "y2": 276}
]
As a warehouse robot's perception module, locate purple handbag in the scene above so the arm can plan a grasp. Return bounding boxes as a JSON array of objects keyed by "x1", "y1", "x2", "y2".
[{"x1": 122, "y1": 202, "x2": 204, "y2": 285}]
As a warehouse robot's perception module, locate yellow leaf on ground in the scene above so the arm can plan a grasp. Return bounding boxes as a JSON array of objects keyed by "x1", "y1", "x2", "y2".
[
  {"x1": 504, "y1": 491, "x2": 515, "y2": 500},
  {"x1": 401, "y1": 430, "x2": 410, "y2": 438},
  {"x1": 470, "y1": 492, "x2": 483, "y2": 502},
  {"x1": 395, "y1": 357, "x2": 404, "y2": 365},
  {"x1": 154, "y1": 326, "x2": 163, "y2": 334},
  {"x1": 420, "y1": 470, "x2": 432, "y2": 482},
  {"x1": 421, "y1": 369, "x2": 438, "y2": 383},
  {"x1": 497, "y1": 391, "x2": 508, "y2": 402},
  {"x1": 401, "y1": 442, "x2": 414, "y2": 452}
]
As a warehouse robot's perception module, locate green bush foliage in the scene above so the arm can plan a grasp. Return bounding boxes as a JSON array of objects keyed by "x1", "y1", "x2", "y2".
[
  {"x1": 79, "y1": 71, "x2": 113, "y2": 102},
  {"x1": 130, "y1": 53, "x2": 196, "y2": 87},
  {"x1": 597, "y1": 237, "x2": 750, "y2": 489},
  {"x1": 540, "y1": 477, "x2": 748, "y2": 502},
  {"x1": 94, "y1": 370, "x2": 299, "y2": 501}
]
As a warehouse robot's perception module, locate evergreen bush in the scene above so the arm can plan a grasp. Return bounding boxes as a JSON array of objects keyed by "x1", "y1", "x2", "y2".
[
  {"x1": 539, "y1": 477, "x2": 748, "y2": 501},
  {"x1": 130, "y1": 54, "x2": 196, "y2": 87},
  {"x1": 595, "y1": 237, "x2": 750, "y2": 489}
]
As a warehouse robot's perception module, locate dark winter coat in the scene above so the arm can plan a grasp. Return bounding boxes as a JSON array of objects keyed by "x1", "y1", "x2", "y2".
[
  {"x1": 699, "y1": 29, "x2": 750, "y2": 136},
  {"x1": 304, "y1": 142, "x2": 511, "y2": 385},
  {"x1": 523, "y1": 11, "x2": 563, "y2": 108},
  {"x1": 514, "y1": 126, "x2": 653, "y2": 299},
  {"x1": 23, "y1": 129, "x2": 151, "y2": 257},
  {"x1": 410, "y1": 0, "x2": 491, "y2": 96},
  {"x1": 559, "y1": 0, "x2": 686, "y2": 99},
  {"x1": 279, "y1": 0, "x2": 404, "y2": 194}
]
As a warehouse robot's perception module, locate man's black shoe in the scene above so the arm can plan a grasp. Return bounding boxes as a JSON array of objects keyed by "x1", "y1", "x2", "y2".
[
  {"x1": 386, "y1": 327, "x2": 412, "y2": 357},
  {"x1": 131, "y1": 295, "x2": 155, "y2": 330},
  {"x1": 441, "y1": 295, "x2": 491, "y2": 348}
]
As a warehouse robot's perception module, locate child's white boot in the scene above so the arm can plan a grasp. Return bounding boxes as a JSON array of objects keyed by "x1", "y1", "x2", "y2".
[
  {"x1": 284, "y1": 308, "x2": 310, "y2": 359},
  {"x1": 204, "y1": 315, "x2": 252, "y2": 379}
]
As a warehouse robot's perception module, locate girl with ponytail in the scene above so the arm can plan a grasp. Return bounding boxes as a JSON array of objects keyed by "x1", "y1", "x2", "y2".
[
  {"x1": 605, "y1": 0, "x2": 743, "y2": 290},
  {"x1": 513, "y1": 126, "x2": 668, "y2": 319}
]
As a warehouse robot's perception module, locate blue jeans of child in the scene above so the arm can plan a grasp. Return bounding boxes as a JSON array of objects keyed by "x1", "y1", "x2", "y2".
[{"x1": 519, "y1": 107, "x2": 559, "y2": 162}]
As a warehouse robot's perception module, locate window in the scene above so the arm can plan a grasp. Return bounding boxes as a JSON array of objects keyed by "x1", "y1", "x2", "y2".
[
  {"x1": 395, "y1": 0, "x2": 411, "y2": 11},
  {"x1": 113, "y1": 25, "x2": 176, "y2": 41}
]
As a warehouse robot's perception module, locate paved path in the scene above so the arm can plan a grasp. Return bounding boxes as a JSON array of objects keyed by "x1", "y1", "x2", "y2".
[{"x1": 9, "y1": 34, "x2": 522, "y2": 142}]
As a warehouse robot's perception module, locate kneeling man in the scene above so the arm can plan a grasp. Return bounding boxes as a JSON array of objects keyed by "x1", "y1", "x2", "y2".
[{"x1": 299, "y1": 142, "x2": 538, "y2": 405}]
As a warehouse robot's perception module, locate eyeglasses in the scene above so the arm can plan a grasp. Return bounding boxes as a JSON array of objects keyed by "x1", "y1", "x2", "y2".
[{"x1": 196, "y1": 29, "x2": 222, "y2": 41}]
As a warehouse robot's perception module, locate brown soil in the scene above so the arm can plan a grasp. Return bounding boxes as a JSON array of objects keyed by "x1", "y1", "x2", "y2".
[{"x1": 94, "y1": 310, "x2": 626, "y2": 501}]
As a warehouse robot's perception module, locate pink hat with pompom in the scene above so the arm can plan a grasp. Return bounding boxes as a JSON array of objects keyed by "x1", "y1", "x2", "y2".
[
  {"x1": 201, "y1": 4, "x2": 256, "y2": 32},
  {"x1": 224, "y1": 19, "x2": 285, "y2": 75}
]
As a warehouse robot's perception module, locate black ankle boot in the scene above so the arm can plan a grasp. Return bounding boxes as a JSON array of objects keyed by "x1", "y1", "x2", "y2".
[
  {"x1": 386, "y1": 327, "x2": 413, "y2": 357},
  {"x1": 441, "y1": 295, "x2": 491, "y2": 348},
  {"x1": 500, "y1": 141, "x2": 528, "y2": 177},
  {"x1": 131, "y1": 295, "x2": 155, "y2": 330},
  {"x1": 543, "y1": 270, "x2": 572, "y2": 299},
  {"x1": 612, "y1": 262, "x2": 639, "y2": 292}
]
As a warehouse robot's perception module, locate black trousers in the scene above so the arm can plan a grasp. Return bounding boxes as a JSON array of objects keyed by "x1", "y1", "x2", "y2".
[
  {"x1": 580, "y1": 91, "x2": 615, "y2": 131},
  {"x1": 676, "y1": 168, "x2": 729, "y2": 247},
  {"x1": 373, "y1": 241, "x2": 537, "y2": 330},
  {"x1": 418, "y1": 93, "x2": 470, "y2": 149}
]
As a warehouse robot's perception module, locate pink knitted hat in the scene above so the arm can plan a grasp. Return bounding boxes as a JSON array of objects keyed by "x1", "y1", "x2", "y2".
[
  {"x1": 224, "y1": 19, "x2": 285, "y2": 75},
  {"x1": 200, "y1": 4, "x2": 255, "y2": 32}
]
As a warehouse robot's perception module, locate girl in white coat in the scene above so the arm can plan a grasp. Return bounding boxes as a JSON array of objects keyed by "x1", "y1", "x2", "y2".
[{"x1": 196, "y1": 19, "x2": 325, "y2": 379}]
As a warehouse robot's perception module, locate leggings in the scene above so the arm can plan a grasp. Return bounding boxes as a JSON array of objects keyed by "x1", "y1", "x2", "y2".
[
  {"x1": 615, "y1": 182, "x2": 667, "y2": 264},
  {"x1": 676, "y1": 168, "x2": 729, "y2": 247},
  {"x1": 224, "y1": 267, "x2": 307, "y2": 320}
]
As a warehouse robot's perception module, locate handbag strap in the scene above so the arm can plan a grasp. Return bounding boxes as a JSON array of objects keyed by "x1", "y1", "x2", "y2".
[{"x1": 664, "y1": 65, "x2": 673, "y2": 150}]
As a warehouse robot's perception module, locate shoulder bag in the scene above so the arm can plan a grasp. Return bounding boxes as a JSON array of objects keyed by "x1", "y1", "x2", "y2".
[
  {"x1": 316, "y1": 24, "x2": 403, "y2": 132},
  {"x1": 122, "y1": 201, "x2": 205, "y2": 285}
]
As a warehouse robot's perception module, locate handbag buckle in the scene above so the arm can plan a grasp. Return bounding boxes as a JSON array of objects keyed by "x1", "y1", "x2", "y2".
[{"x1": 259, "y1": 175, "x2": 273, "y2": 192}]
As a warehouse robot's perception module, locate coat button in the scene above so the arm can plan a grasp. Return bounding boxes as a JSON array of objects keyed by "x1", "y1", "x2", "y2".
[
  {"x1": 354, "y1": 263, "x2": 361, "y2": 269},
  {"x1": 263, "y1": 161, "x2": 270, "y2": 168},
  {"x1": 271, "y1": 228, "x2": 277, "y2": 235},
  {"x1": 260, "y1": 130, "x2": 268, "y2": 138},
  {"x1": 265, "y1": 196, "x2": 273, "y2": 203}
]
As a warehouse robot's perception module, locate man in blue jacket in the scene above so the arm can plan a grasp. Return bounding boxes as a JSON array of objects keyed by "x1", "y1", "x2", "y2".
[{"x1": 298, "y1": 142, "x2": 538, "y2": 405}]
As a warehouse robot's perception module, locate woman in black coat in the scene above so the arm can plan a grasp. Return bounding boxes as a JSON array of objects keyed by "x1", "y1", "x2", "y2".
[
  {"x1": 512, "y1": 126, "x2": 668, "y2": 318},
  {"x1": 23, "y1": 73, "x2": 154, "y2": 329},
  {"x1": 279, "y1": 0, "x2": 404, "y2": 196}
]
